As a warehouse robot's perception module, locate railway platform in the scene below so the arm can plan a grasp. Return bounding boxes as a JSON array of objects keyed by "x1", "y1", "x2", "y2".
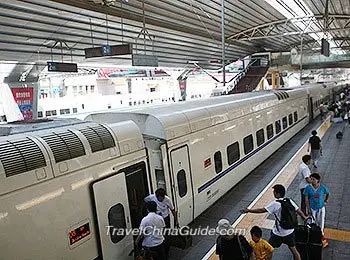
[{"x1": 168, "y1": 115, "x2": 350, "y2": 260}]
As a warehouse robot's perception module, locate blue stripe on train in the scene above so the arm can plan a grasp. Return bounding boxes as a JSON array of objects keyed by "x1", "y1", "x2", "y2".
[{"x1": 197, "y1": 115, "x2": 307, "y2": 193}]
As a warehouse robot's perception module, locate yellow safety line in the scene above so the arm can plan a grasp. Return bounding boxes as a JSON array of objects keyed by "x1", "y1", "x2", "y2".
[
  {"x1": 206, "y1": 116, "x2": 332, "y2": 260},
  {"x1": 324, "y1": 228, "x2": 350, "y2": 242}
]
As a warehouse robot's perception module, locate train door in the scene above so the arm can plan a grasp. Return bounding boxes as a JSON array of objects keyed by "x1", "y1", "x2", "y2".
[
  {"x1": 93, "y1": 173, "x2": 133, "y2": 260},
  {"x1": 308, "y1": 96, "x2": 314, "y2": 122},
  {"x1": 170, "y1": 145, "x2": 194, "y2": 226},
  {"x1": 124, "y1": 162, "x2": 149, "y2": 230}
]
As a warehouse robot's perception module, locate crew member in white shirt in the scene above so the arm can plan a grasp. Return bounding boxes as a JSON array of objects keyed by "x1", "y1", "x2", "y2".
[
  {"x1": 298, "y1": 154, "x2": 312, "y2": 215},
  {"x1": 242, "y1": 184, "x2": 308, "y2": 260},
  {"x1": 145, "y1": 188, "x2": 179, "y2": 228},
  {"x1": 135, "y1": 201, "x2": 166, "y2": 260}
]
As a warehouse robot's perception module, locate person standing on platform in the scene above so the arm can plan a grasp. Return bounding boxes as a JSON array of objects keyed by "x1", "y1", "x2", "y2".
[
  {"x1": 304, "y1": 173, "x2": 330, "y2": 248},
  {"x1": 241, "y1": 184, "x2": 308, "y2": 260},
  {"x1": 249, "y1": 226, "x2": 274, "y2": 260},
  {"x1": 319, "y1": 103, "x2": 325, "y2": 120},
  {"x1": 215, "y1": 219, "x2": 254, "y2": 260},
  {"x1": 298, "y1": 155, "x2": 312, "y2": 215},
  {"x1": 307, "y1": 130, "x2": 322, "y2": 168},
  {"x1": 135, "y1": 201, "x2": 166, "y2": 260}
]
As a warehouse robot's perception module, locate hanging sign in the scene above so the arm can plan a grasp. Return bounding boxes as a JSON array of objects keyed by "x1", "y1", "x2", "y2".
[{"x1": 11, "y1": 87, "x2": 34, "y2": 120}]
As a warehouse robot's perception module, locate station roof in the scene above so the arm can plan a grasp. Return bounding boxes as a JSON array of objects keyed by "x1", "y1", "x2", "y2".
[{"x1": 1, "y1": 0, "x2": 350, "y2": 69}]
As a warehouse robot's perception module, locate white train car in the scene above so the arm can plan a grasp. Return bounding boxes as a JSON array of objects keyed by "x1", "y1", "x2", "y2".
[
  {"x1": 0, "y1": 119, "x2": 150, "y2": 260},
  {"x1": 0, "y1": 83, "x2": 343, "y2": 259},
  {"x1": 85, "y1": 83, "x2": 341, "y2": 226}
]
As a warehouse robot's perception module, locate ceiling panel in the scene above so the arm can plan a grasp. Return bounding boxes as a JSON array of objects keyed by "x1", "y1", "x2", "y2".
[{"x1": 1, "y1": 0, "x2": 350, "y2": 70}]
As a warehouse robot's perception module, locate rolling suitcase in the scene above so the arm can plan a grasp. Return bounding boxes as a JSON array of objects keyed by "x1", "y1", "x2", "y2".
[{"x1": 295, "y1": 219, "x2": 323, "y2": 260}]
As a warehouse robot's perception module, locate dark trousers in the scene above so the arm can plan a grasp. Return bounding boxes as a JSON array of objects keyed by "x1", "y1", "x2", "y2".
[
  {"x1": 300, "y1": 188, "x2": 307, "y2": 215},
  {"x1": 163, "y1": 216, "x2": 170, "y2": 260},
  {"x1": 145, "y1": 242, "x2": 166, "y2": 260},
  {"x1": 164, "y1": 215, "x2": 171, "y2": 228}
]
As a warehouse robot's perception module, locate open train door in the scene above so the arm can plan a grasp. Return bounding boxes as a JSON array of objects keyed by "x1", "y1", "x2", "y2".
[
  {"x1": 93, "y1": 173, "x2": 133, "y2": 260},
  {"x1": 308, "y1": 96, "x2": 314, "y2": 122},
  {"x1": 170, "y1": 145, "x2": 194, "y2": 226}
]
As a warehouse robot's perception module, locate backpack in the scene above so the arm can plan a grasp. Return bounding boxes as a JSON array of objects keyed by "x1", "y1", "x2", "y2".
[{"x1": 274, "y1": 198, "x2": 298, "y2": 230}]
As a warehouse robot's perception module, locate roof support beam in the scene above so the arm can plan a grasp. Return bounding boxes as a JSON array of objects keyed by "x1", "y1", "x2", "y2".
[
  {"x1": 227, "y1": 15, "x2": 350, "y2": 42},
  {"x1": 48, "y1": 0, "x2": 258, "y2": 51}
]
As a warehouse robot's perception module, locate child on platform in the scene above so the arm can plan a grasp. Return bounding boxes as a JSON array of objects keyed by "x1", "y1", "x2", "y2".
[{"x1": 249, "y1": 226, "x2": 274, "y2": 260}]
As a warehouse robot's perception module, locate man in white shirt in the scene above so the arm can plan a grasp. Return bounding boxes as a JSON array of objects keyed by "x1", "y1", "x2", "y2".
[
  {"x1": 135, "y1": 201, "x2": 166, "y2": 260},
  {"x1": 242, "y1": 184, "x2": 308, "y2": 260},
  {"x1": 145, "y1": 188, "x2": 179, "y2": 228},
  {"x1": 298, "y1": 155, "x2": 312, "y2": 215}
]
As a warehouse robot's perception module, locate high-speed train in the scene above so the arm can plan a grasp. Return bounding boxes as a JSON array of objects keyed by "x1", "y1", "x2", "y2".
[{"x1": 0, "y1": 83, "x2": 343, "y2": 259}]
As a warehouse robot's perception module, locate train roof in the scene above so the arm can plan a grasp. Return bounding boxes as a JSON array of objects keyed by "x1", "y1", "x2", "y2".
[
  {"x1": 0, "y1": 119, "x2": 144, "y2": 195},
  {"x1": 85, "y1": 87, "x2": 308, "y2": 140},
  {"x1": 0, "y1": 118, "x2": 84, "y2": 136}
]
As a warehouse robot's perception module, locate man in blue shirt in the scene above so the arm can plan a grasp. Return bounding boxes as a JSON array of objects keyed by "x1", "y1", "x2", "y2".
[{"x1": 304, "y1": 173, "x2": 330, "y2": 248}]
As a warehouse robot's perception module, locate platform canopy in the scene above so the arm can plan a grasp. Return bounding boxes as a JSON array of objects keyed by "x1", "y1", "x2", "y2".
[{"x1": 1, "y1": 0, "x2": 349, "y2": 69}]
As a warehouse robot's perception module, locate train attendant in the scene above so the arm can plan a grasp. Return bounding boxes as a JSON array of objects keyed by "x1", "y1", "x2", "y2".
[
  {"x1": 145, "y1": 188, "x2": 179, "y2": 228},
  {"x1": 135, "y1": 201, "x2": 166, "y2": 260}
]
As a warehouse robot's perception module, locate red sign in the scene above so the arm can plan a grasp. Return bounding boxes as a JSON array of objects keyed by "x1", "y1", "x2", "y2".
[
  {"x1": 69, "y1": 222, "x2": 91, "y2": 245},
  {"x1": 204, "y1": 158, "x2": 212, "y2": 168},
  {"x1": 11, "y1": 87, "x2": 34, "y2": 120}
]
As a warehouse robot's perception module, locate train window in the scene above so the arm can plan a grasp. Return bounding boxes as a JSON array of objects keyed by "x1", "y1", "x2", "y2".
[
  {"x1": 294, "y1": 111, "x2": 298, "y2": 122},
  {"x1": 38, "y1": 111, "x2": 43, "y2": 118},
  {"x1": 288, "y1": 114, "x2": 293, "y2": 125},
  {"x1": 282, "y1": 117, "x2": 288, "y2": 129},
  {"x1": 256, "y1": 129, "x2": 265, "y2": 146},
  {"x1": 129, "y1": 101, "x2": 132, "y2": 106},
  {"x1": 227, "y1": 142, "x2": 240, "y2": 165},
  {"x1": 156, "y1": 169, "x2": 166, "y2": 190},
  {"x1": 90, "y1": 85, "x2": 95, "y2": 93},
  {"x1": 214, "y1": 151, "x2": 223, "y2": 173},
  {"x1": 60, "y1": 109, "x2": 70, "y2": 115},
  {"x1": 108, "y1": 203, "x2": 126, "y2": 244},
  {"x1": 275, "y1": 120, "x2": 281, "y2": 134},
  {"x1": 243, "y1": 134, "x2": 254, "y2": 155},
  {"x1": 73, "y1": 108, "x2": 78, "y2": 113},
  {"x1": 134, "y1": 101, "x2": 136, "y2": 105},
  {"x1": 177, "y1": 169, "x2": 187, "y2": 197},
  {"x1": 267, "y1": 124, "x2": 274, "y2": 140}
]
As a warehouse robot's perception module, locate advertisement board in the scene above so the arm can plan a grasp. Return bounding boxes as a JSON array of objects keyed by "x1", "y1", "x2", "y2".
[{"x1": 11, "y1": 87, "x2": 34, "y2": 120}]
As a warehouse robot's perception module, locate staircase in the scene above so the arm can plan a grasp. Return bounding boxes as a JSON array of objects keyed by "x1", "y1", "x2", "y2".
[{"x1": 229, "y1": 66, "x2": 269, "y2": 94}]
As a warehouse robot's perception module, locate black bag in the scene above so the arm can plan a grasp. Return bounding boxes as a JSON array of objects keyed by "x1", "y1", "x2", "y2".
[
  {"x1": 274, "y1": 198, "x2": 298, "y2": 230},
  {"x1": 336, "y1": 131, "x2": 343, "y2": 139},
  {"x1": 168, "y1": 229, "x2": 192, "y2": 250},
  {"x1": 295, "y1": 220, "x2": 322, "y2": 260}
]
